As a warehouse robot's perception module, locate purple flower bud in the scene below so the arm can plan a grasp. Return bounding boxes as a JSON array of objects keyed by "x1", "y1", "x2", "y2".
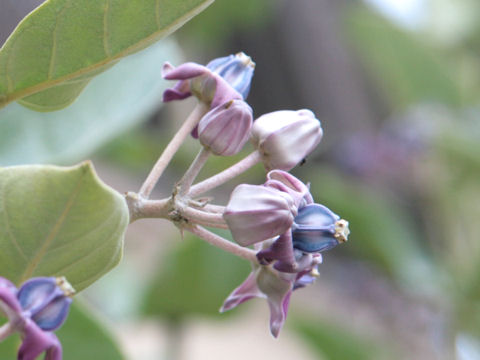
[
  {"x1": 292, "y1": 204, "x2": 349, "y2": 253},
  {"x1": 206, "y1": 52, "x2": 255, "y2": 99},
  {"x1": 198, "y1": 100, "x2": 253, "y2": 156},
  {"x1": 251, "y1": 109, "x2": 323, "y2": 171},
  {"x1": 223, "y1": 184, "x2": 296, "y2": 246}
]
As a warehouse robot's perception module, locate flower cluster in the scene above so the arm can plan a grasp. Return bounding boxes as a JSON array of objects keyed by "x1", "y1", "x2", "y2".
[
  {"x1": 163, "y1": 53, "x2": 349, "y2": 337},
  {"x1": 0, "y1": 276, "x2": 74, "y2": 360}
]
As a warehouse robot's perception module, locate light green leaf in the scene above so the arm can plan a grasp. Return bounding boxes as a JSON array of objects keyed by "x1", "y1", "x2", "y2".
[
  {"x1": 0, "y1": 302, "x2": 125, "y2": 359},
  {"x1": 0, "y1": 0, "x2": 213, "y2": 111},
  {"x1": 0, "y1": 161, "x2": 129, "y2": 291},
  {"x1": 0, "y1": 39, "x2": 181, "y2": 166}
]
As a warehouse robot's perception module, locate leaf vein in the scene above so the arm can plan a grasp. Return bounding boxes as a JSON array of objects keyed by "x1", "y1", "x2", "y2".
[
  {"x1": 1, "y1": 178, "x2": 28, "y2": 262},
  {"x1": 20, "y1": 168, "x2": 86, "y2": 282}
]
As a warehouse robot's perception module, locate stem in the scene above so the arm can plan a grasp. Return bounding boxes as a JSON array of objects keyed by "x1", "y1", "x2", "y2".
[
  {"x1": 187, "y1": 225, "x2": 257, "y2": 262},
  {"x1": 177, "y1": 147, "x2": 211, "y2": 196},
  {"x1": 139, "y1": 103, "x2": 209, "y2": 199},
  {"x1": 188, "y1": 150, "x2": 262, "y2": 197},
  {"x1": 182, "y1": 206, "x2": 226, "y2": 225},
  {"x1": 0, "y1": 323, "x2": 13, "y2": 342}
]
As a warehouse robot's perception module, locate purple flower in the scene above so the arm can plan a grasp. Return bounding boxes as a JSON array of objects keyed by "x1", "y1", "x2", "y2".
[
  {"x1": 198, "y1": 99, "x2": 253, "y2": 156},
  {"x1": 0, "y1": 276, "x2": 74, "y2": 360},
  {"x1": 251, "y1": 109, "x2": 323, "y2": 171},
  {"x1": 224, "y1": 171, "x2": 349, "y2": 273},
  {"x1": 162, "y1": 52, "x2": 255, "y2": 109},
  {"x1": 221, "y1": 245, "x2": 322, "y2": 337}
]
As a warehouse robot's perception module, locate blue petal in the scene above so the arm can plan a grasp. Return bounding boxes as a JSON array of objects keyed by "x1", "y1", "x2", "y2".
[
  {"x1": 207, "y1": 53, "x2": 255, "y2": 99},
  {"x1": 17, "y1": 277, "x2": 60, "y2": 316},
  {"x1": 292, "y1": 204, "x2": 340, "y2": 253},
  {"x1": 294, "y1": 204, "x2": 339, "y2": 228},
  {"x1": 32, "y1": 296, "x2": 72, "y2": 331}
]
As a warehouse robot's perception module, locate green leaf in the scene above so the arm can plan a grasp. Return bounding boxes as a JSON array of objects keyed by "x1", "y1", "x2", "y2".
[
  {"x1": 143, "y1": 234, "x2": 250, "y2": 318},
  {"x1": 0, "y1": 0, "x2": 214, "y2": 111},
  {"x1": 0, "y1": 161, "x2": 129, "y2": 291},
  {"x1": 0, "y1": 302, "x2": 125, "y2": 359},
  {"x1": 0, "y1": 39, "x2": 181, "y2": 166}
]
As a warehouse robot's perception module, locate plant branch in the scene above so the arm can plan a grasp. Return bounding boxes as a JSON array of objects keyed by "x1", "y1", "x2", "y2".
[
  {"x1": 139, "y1": 103, "x2": 209, "y2": 199},
  {"x1": 177, "y1": 147, "x2": 211, "y2": 196},
  {"x1": 186, "y1": 225, "x2": 257, "y2": 262},
  {"x1": 188, "y1": 150, "x2": 262, "y2": 197}
]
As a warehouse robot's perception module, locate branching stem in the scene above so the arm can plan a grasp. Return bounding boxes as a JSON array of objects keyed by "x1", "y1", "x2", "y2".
[
  {"x1": 139, "y1": 103, "x2": 209, "y2": 198},
  {"x1": 189, "y1": 150, "x2": 262, "y2": 197}
]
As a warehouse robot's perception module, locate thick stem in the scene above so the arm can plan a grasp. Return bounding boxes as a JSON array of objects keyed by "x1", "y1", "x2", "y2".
[
  {"x1": 177, "y1": 147, "x2": 211, "y2": 196},
  {"x1": 188, "y1": 150, "x2": 262, "y2": 197},
  {"x1": 186, "y1": 225, "x2": 257, "y2": 262},
  {"x1": 139, "y1": 103, "x2": 209, "y2": 199}
]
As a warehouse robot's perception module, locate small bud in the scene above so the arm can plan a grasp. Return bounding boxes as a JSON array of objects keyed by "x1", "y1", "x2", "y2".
[
  {"x1": 292, "y1": 204, "x2": 349, "y2": 253},
  {"x1": 198, "y1": 100, "x2": 253, "y2": 156},
  {"x1": 251, "y1": 109, "x2": 323, "y2": 171},
  {"x1": 17, "y1": 277, "x2": 74, "y2": 331},
  {"x1": 206, "y1": 52, "x2": 255, "y2": 99},
  {"x1": 223, "y1": 184, "x2": 296, "y2": 246}
]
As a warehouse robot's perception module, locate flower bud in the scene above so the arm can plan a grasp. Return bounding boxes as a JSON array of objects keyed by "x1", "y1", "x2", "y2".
[
  {"x1": 223, "y1": 184, "x2": 296, "y2": 246},
  {"x1": 251, "y1": 109, "x2": 323, "y2": 171},
  {"x1": 198, "y1": 100, "x2": 253, "y2": 156},
  {"x1": 17, "y1": 277, "x2": 74, "y2": 331},
  {"x1": 292, "y1": 204, "x2": 349, "y2": 253},
  {"x1": 206, "y1": 52, "x2": 255, "y2": 99}
]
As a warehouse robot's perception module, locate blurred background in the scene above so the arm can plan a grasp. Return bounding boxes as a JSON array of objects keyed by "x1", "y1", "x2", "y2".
[{"x1": 2, "y1": 0, "x2": 480, "y2": 359}]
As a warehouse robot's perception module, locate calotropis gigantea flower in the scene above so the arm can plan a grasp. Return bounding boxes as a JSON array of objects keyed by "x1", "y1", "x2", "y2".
[
  {"x1": 221, "y1": 244, "x2": 322, "y2": 337},
  {"x1": 198, "y1": 99, "x2": 253, "y2": 156},
  {"x1": 223, "y1": 184, "x2": 297, "y2": 247},
  {"x1": 224, "y1": 171, "x2": 349, "y2": 272},
  {"x1": 0, "y1": 276, "x2": 75, "y2": 360},
  {"x1": 251, "y1": 109, "x2": 323, "y2": 171},
  {"x1": 162, "y1": 52, "x2": 255, "y2": 109}
]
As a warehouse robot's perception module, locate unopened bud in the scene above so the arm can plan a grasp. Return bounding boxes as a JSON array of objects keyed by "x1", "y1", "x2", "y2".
[
  {"x1": 224, "y1": 184, "x2": 296, "y2": 246},
  {"x1": 251, "y1": 109, "x2": 323, "y2": 171},
  {"x1": 198, "y1": 100, "x2": 253, "y2": 156}
]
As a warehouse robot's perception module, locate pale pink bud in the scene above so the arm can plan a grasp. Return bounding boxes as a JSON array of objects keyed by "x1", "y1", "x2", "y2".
[
  {"x1": 223, "y1": 184, "x2": 296, "y2": 246},
  {"x1": 251, "y1": 109, "x2": 323, "y2": 171},
  {"x1": 198, "y1": 100, "x2": 253, "y2": 156}
]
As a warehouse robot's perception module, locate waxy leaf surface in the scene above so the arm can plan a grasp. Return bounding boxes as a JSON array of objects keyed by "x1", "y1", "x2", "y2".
[
  {"x1": 0, "y1": 162, "x2": 129, "y2": 291},
  {"x1": 0, "y1": 0, "x2": 213, "y2": 111}
]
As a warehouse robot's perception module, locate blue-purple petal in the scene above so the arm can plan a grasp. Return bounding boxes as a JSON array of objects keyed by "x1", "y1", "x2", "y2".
[{"x1": 32, "y1": 296, "x2": 72, "y2": 331}]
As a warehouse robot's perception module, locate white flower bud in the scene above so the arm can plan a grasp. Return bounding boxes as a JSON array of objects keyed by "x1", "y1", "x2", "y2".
[{"x1": 251, "y1": 109, "x2": 323, "y2": 171}]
